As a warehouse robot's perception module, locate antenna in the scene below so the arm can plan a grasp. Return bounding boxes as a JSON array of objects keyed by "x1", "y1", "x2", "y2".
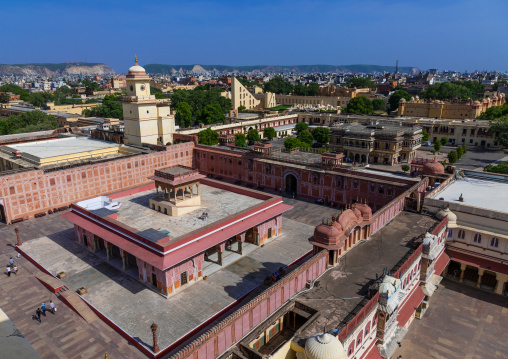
[{"x1": 395, "y1": 60, "x2": 399, "y2": 74}]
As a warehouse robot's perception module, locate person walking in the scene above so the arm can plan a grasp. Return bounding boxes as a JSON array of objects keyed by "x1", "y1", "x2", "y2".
[
  {"x1": 9, "y1": 257, "x2": 14, "y2": 266},
  {"x1": 13, "y1": 266, "x2": 18, "y2": 275},
  {"x1": 36, "y1": 308, "x2": 42, "y2": 322},
  {"x1": 41, "y1": 303, "x2": 46, "y2": 316},
  {"x1": 6, "y1": 266, "x2": 11, "y2": 277},
  {"x1": 49, "y1": 301, "x2": 56, "y2": 314}
]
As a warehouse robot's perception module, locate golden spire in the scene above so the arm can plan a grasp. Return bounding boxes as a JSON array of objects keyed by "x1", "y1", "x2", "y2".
[
  {"x1": 105, "y1": 354, "x2": 109, "y2": 359},
  {"x1": 135, "y1": 54, "x2": 138, "y2": 64}
]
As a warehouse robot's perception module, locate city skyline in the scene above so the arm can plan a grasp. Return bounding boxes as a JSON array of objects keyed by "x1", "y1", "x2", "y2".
[{"x1": 3, "y1": 0, "x2": 508, "y2": 72}]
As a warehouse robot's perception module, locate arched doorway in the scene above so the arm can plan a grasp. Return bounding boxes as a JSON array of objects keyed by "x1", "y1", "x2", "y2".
[
  {"x1": 285, "y1": 174, "x2": 298, "y2": 195},
  {"x1": 447, "y1": 261, "x2": 462, "y2": 280},
  {"x1": 463, "y1": 266, "x2": 479, "y2": 285},
  {"x1": 361, "y1": 154, "x2": 366, "y2": 163},
  {"x1": 480, "y1": 271, "x2": 497, "y2": 291},
  {"x1": 354, "y1": 154, "x2": 360, "y2": 162}
]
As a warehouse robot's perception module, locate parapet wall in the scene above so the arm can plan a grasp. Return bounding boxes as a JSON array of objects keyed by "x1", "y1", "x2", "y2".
[{"x1": 0, "y1": 142, "x2": 194, "y2": 223}]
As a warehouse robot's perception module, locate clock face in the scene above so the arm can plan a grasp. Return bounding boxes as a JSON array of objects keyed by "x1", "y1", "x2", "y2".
[{"x1": 140, "y1": 85, "x2": 146, "y2": 91}]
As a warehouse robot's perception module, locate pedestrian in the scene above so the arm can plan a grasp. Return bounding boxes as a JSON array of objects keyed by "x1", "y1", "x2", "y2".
[
  {"x1": 6, "y1": 266, "x2": 11, "y2": 277},
  {"x1": 13, "y1": 266, "x2": 18, "y2": 275},
  {"x1": 36, "y1": 308, "x2": 42, "y2": 322},
  {"x1": 292, "y1": 192, "x2": 295, "y2": 199},
  {"x1": 279, "y1": 187, "x2": 282, "y2": 193},
  {"x1": 49, "y1": 300, "x2": 56, "y2": 314},
  {"x1": 41, "y1": 303, "x2": 46, "y2": 316},
  {"x1": 9, "y1": 257, "x2": 14, "y2": 266}
]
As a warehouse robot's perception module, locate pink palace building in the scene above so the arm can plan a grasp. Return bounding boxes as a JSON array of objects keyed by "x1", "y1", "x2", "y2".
[{"x1": 62, "y1": 165, "x2": 292, "y2": 297}]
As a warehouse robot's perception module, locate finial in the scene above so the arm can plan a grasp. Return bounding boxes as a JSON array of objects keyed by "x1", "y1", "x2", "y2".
[
  {"x1": 135, "y1": 54, "x2": 138, "y2": 64},
  {"x1": 105, "y1": 354, "x2": 109, "y2": 359},
  {"x1": 323, "y1": 325, "x2": 327, "y2": 334}
]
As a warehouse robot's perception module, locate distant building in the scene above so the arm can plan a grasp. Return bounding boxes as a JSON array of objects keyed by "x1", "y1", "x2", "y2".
[{"x1": 230, "y1": 77, "x2": 261, "y2": 110}]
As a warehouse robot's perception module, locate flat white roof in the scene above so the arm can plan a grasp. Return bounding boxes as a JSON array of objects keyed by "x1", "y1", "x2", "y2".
[
  {"x1": 5, "y1": 137, "x2": 119, "y2": 159},
  {"x1": 432, "y1": 176, "x2": 508, "y2": 213}
]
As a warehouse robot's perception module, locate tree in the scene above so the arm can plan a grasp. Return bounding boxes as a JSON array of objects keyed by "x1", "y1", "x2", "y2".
[
  {"x1": 456, "y1": 146, "x2": 464, "y2": 159},
  {"x1": 493, "y1": 81, "x2": 508, "y2": 91},
  {"x1": 235, "y1": 133, "x2": 247, "y2": 147},
  {"x1": 419, "y1": 81, "x2": 484, "y2": 101},
  {"x1": 263, "y1": 127, "x2": 276, "y2": 140},
  {"x1": 490, "y1": 116, "x2": 508, "y2": 147},
  {"x1": 422, "y1": 130, "x2": 430, "y2": 142},
  {"x1": 448, "y1": 150, "x2": 458, "y2": 164},
  {"x1": 284, "y1": 138, "x2": 309, "y2": 150},
  {"x1": 155, "y1": 92, "x2": 166, "y2": 99},
  {"x1": 0, "y1": 110, "x2": 58, "y2": 135},
  {"x1": 297, "y1": 130, "x2": 314, "y2": 146},
  {"x1": 311, "y1": 127, "x2": 330, "y2": 144},
  {"x1": 82, "y1": 95, "x2": 123, "y2": 119},
  {"x1": 293, "y1": 83, "x2": 319, "y2": 96},
  {"x1": 441, "y1": 137, "x2": 449, "y2": 146},
  {"x1": 263, "y1": 77, "x2": 294, "y2": 94},
  {"x1": 175, "y1": 102, "x2": 194, "y2": 128},
  {"x1": 347, "y1": 78, "x2": 377, "y2": 89},
  {"x1": 433, "y1": 139, "x2": 441, "y2": 151},
  {"x1": 238, "y1": 105, "x2": 246, "y2": 111},
  {"x1": 372, "y1": 99, "x2": 385, "y2": 111},
  {"x1": 477, "y1": 104, "x2": 508, "y2": 121},
  {"x1": 246, "y1": 128, "x2": 260, "y2": 144},
  {"x1": 197, "y1": 128, "x2": 219, "y2": 145},
  {"x1": 461, "y1": 143, "x2": 468, "y2": 154},
  {"x1": 295, "y1": 122, "x2": 309, "y2": 133},
  {"x1": 388, "y1": 89, "x2": 411, "y2": 111},
  {"x1": 0, "y1": 84, "x2": 30, "y2": 101},
  {"x1": 401, "y1": 164, "x2": 410, "y2": 173},
  {"x1": 0, "y1": 93, "x2": 10, "y2": 103},
  {"x1": 344, "y1": 96, "x2": 374, "y2": 114},
  {"x1": 484, "y1": 162, "x2": 508, "y2": 174},
  {"x1": 198, "y1": 104, "x2": 225, "y2": 125},
  {"x1": 82, "y1": 79, "x2": 100, "y2": 94}
]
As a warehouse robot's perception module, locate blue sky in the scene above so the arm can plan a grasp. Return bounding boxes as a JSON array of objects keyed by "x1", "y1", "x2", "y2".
[{"x1": 3, "y1": 0, "x2": 507, "y2": 72}]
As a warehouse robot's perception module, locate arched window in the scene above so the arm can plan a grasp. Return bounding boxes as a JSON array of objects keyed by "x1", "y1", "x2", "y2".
[
  {"x1": 473, "y1": 233, "x2": 482, "y2": 243},
  {"x1": 458, "y1": 229, "x2": 465, "y2": 239},
  {"x1": 447, "y1": 229, "x2": 453, "y2": 238},
  {"x1": 490, "y1": 237, "x2": 499, "y2": 248}
]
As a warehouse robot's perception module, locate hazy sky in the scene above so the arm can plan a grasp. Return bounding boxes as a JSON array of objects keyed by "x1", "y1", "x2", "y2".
[{"x1": 3, "y1": 0, "x2": 507, "y2": 72}]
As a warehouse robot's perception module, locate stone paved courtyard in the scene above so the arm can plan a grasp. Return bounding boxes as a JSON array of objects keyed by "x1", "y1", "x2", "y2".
[
  {"x1": 393, "y1": 279, "x2": 508, "y2": 359},
  {"x1": 20, "y1": 217, "x2": 314, "y2": 349}
]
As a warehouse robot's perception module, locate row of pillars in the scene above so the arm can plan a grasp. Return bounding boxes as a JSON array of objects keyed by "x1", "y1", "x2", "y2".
[{"x1": 444, "y1": 262, "x2": 506, "y2": 295}]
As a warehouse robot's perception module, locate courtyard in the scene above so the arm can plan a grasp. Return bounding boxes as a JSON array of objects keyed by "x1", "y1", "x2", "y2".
[{"x1": 393, "y1": 279, "x2": 508, "y2": 359}]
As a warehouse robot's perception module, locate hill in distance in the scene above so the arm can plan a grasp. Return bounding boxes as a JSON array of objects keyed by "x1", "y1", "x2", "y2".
[
  {"x1": 0, "y1": 62, "x2": 116, "y2": 76},
  {"x1": 144, "y1": 64, "x2": 420, "y2": 75}
]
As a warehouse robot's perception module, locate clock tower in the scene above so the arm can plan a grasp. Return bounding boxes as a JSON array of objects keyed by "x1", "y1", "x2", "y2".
[{"x1": 122, "y1": 56, "x2": 174, "y2": 146}]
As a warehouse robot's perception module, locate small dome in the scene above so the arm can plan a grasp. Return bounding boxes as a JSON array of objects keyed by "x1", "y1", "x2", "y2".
[
  {"x1": 305, "y1": 333, "x2": 347, "y2": 359},
  {"x1": 314, "y1": 224, "x2": 341, "y2": 243},
  {"x1": 423, "y1": 232, "x2": 434, "y2": 246},
  {"x1": 355, "y1": 203, "x2": 373, "y2": 220},
  {"x1": 399, "y1": 98, "x2": 406, "y2": 103},
  {"x1": 473, "y1": 100, "x2": 481, "y2": 106},
  {"x1": 338, "y1": 210, "x2": 359, "y2": 230},
  {"x1": 436, "y1": 207, "x2": 457, "y2": 228},
  {"x1": 379, "y1": 276, "x2": 401, "y2": 297},
  {"x1": 422, "y1": 160, "x2": 445, "y2": 176},
  {"x1": 129, "y1": 64, "x2": 146, "y2": 74}
]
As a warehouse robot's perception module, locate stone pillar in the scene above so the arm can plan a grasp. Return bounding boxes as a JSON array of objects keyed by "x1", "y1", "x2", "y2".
[
  {"x1": 15, "y1": 227, "x2": 22, "y2": 246},
  {"x1": 443, "y1": 263, "x2": 449, "y2": 277},
  {"x1": 238, "y1": 240, "x2": 243, "y2": 255},
  {"x1": 476, "y1": 268, "x2": 485, "y2": 288},
  {"x1": 459, "y1": 263, "x2": 466, "y2": 282},
  {"x1": 494, "y1": 273, "x2": 506, "y2": 295},
  {"x1": 216, "y1": 244, "x2": 225, "y2": 266},
  {"x1": 122, "y1": 254, "x2": 128, "y2": 270},
  {"x1": 150, "y1": 322, "x2": 160, "y2": 353}
]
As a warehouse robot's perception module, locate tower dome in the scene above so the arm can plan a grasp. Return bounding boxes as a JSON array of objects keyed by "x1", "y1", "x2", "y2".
[
  {"x1": 304, "y1": 333, "x2": 347, "y2": 359},
  {"x1": 128, "y1": 55, "x2": 147, "y2": 76},
  {"x1": 422, "y1": 160, "x2": 444, "y2": 176}
]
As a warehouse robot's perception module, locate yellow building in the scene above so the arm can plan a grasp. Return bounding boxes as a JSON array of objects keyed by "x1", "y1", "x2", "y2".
[
  {"x1": 397, "y1": 94, "x2": 506, "y2": 119},
  {"x1": 122, "y1": 57, "x2": 175, "y2": 146},
  {"x1": 230, "y1": 77, "x2": 261, "y2": 110}
]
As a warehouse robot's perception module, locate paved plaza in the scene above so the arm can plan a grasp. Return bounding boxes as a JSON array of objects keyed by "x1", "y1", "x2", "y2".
[
  {"x1": 116, "y1": 184, "x2": 263, "y2": 238},
  {"x1": 20, "y1": 216, "x2": 314, "y2": 349},
  {"x1": 393, "y1": 279, "x2": 508, "y2": 359}
]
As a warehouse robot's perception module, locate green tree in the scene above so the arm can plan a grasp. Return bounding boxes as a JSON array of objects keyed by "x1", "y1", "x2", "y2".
[
  {"x1": 311, "y1": 126, "x2": 330, "y2": 144},
  {"x1": 155, "y1": 92, "x2": 166, "y2": 99},
  {"x1": 434, "y1": 139, "x2": 441, "y2": 151},
  {"x1": 235, "y1": 133, "x2": 247, "y2": 147},
  {"x1": 388, "y1": 89, "x2": 411, "y2": 111},
  {"x1": 0, "y1": 84, "x2": 30, "y2": 101},
  {"x1": 246, "y1": 128, "x2": 260, "y2": 144},
  {"x1": 175, "y1": 102, "x2": 194, "y2": 128},
  {"x1": 419, "y1": 81, "x2": 484, "y2": 101},
  {"x1": 82, "y1": 79, "x2": 100, "y2": 94},
  {"x1": 263, "y1": 77, "x2": 294, "y2": 94},
  {"x1": 0, "y1": 93, "x2": 10, "y2": 103},
  {"x1": 297, "y1": 130, "x2": 314, "y2": 146},
  {"x1": 490, "y1": 116, "x2": 508, "y2": 147},
  {"x1": 344, "y1": 96, "x2": 374, "y2": 114},
  {"x1": 462, "y1": 143, "x2": 468, "y2": 154},
  {"x1": 295, "y1": 122, "x2": 309, "y2": 133},
  {"x1": 441, "y1": 137, "x2": 449, "y2": 146},
  {"x1": 422, "y1": 130, "x2": 430, "y2": 142},
  {"x1": 197, "y1": 128, "x2": 219, "y2": 145},
  {"x1": 484, "y1": 162, "x2": 508, "y2": 174},
  {"x1": 448, "y1": 150, "x2": 458, "y2": 164},
  {"x1": 238, "y1": 105, "x2": 246, "y2": 111},
  {"x1": 198, "y1": 104, "x2": 225, "y2": 125},
  {"x1": 401, "y1": 164, "x2": 410, "y2": 173},
  {"x1": 347, "y1": 78, "x2": 377, "y2": 89},
  {"x1": 293, "y1": 83, "x2": 319, "y2": 96},
  {"x1": 493, "y1": 81, "x2": 508, "y2": 91},
  {"x1": 372, "y1": 98, "x2": 385, "y2": 111},
  {"x1": 0, "y1": 110, "x2": 58, "y2": 135},
  {"x1": 82, "y1": 95, "x2": 123, "y2": 119},
  {"x1": 456, "y1": 146, "x2": 464, "y2": 159},
  {"x1": 263, "y1": 127, "x2": 276, "y2": 140},
  {"x1": 477, "y1": 104, "x2": 508, "y2": 121},
  {"x1": 284, "y1": 138, "x2": 309, "y2": 150}
]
